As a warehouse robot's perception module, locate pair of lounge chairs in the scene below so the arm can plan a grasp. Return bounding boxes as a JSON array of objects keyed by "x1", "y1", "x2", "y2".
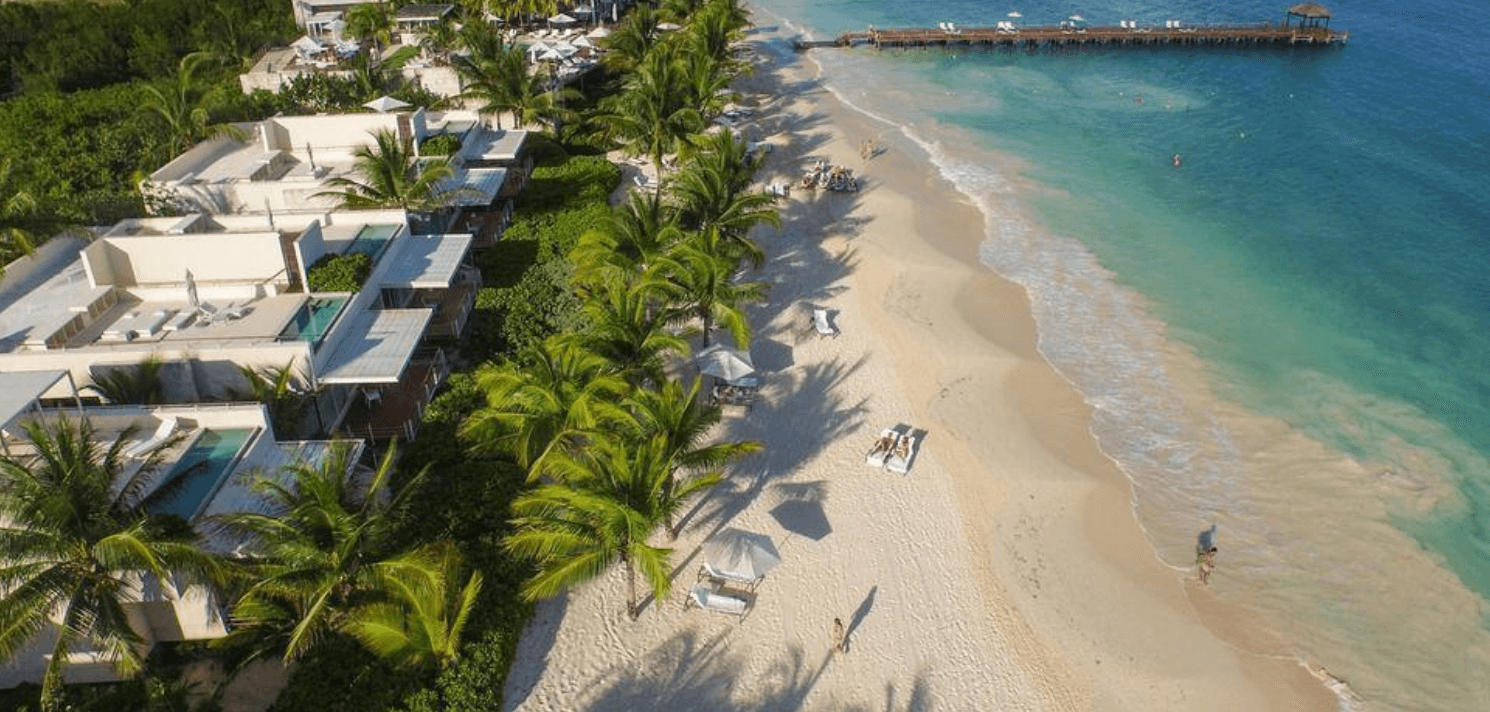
[{"x1": 865, "y1": 427, "x2": 917, "y2": 474}]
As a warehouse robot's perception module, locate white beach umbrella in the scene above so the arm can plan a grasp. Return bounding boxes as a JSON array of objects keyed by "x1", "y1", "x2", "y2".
[
  {"x1": 587, "y1": 26, "x2": 613, "y2": 39},
  {"x1": 537, "y1": 46, "x2": 564, "y2": 61},
  {"x1": 572, "y1": 35, "x2": 594, "y2": 48},
  {"x1": 703, "y1": 529, "x2": 782, "y2": 581},
  {"x1": 548, "y1": 13, "x2": 577, "y2": 25},
  {"x1": 291, "y1": 35, "x2": 326, "y2": 56},
  {"x1": 363, "y1": 95, "x2": 411, "y2": 113},
  {"x1": 695, "y1": 344, "x2": 755, "y2": 382},
  {"x1": 552, "y1": 41, "x2": 580, "y2": 57},
  {"x1": 1007, "y1": 11, "x2": 1023, "y2": 18}
]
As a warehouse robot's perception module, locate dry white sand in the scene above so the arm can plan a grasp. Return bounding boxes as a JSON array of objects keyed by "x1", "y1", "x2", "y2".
[{"x1": 501, "y1": 29, "x2": 1341, "y2": 712}]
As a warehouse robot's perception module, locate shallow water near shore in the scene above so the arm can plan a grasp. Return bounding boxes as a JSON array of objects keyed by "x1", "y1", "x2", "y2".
[{"x1": 748, "y1": 0, "x2": 1490, "y2": 709}]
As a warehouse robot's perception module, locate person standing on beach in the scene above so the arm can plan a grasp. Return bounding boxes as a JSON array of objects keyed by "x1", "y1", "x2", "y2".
[
  {"x1": 1197, "y1": 546, "x2": 1218, "y2": 585},
  {"x1": 832, "y1": 617, "x2": 847, "y2": 654}
]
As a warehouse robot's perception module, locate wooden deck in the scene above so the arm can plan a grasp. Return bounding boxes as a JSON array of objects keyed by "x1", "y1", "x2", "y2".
[{"x1": 799, "y1": 23, "x2": 1348, "y2": 51}]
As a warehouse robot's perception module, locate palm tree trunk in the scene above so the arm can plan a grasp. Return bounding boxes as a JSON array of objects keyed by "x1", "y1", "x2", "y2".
[
  {"x1": 700, "y1": 307, "x2": 713, "y2": 347},
  {"x1": 626, "y1": 557, "x2": 639, "y2": 619}
]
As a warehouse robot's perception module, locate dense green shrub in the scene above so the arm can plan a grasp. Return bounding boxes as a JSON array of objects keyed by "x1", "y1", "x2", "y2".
[
  {"x1": 306, "y1": 253, "x2": 371, "y2": 293},
  {"x1": 419, "y1": 133, "x2": 462, "y2": 156}
]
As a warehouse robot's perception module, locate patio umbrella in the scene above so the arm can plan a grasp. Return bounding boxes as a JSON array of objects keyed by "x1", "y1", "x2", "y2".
[
  {"x1": 548, "y1": 13, "x2": 577, "y2": 25},
  {"x1": 703, "y1": 528, "x2": 782, "y2": 581},
  {"x1": 695, "y1": 344, "x2": 755, "y2": 382},
  {"x1": 291, "y1": 35, "x2": 326, "y2": 57},
  {"x1": 552, "y1": 41, "x2": 580, "y2": 57},
  {"x1": 572, "y1": 35, "x2": 594, "y2": 48},
  {"x1": 587, "y1": 26, "x2": 613, "y2": 38},
  {"x1": 363, "y1": 95, "x2": 410, "y2": 113},
  {"x1": 185, "y1": 269, "x2": 199, "y2": 309}
]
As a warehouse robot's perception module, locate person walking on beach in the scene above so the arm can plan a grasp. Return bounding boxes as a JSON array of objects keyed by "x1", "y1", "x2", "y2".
[
  {"x1": 832, "y1": 617, "x2": 847, "y2": 654},
  {"x1": 1197, "y1": 546, "x2": 1218, "y2": 585}
]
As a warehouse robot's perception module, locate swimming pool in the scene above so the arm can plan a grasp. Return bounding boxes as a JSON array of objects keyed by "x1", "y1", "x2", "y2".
[
  {"x1": 344, "y1": 223, "x2": 399, "y2": 263},
  {"x1": 146, "y1": 428, "x2": 256, "y2": 521},
  {"x1": 277, "y1": 296, "x2": 348, "y2": 348}
]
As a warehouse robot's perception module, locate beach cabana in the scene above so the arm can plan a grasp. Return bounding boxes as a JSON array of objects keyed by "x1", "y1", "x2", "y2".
[
  {"x1": 1285, "y1": 1, "x2": 1333, "y2": 29},
  {"x1": 695, "y1": 344, "x2": 755, "y2": 383}
]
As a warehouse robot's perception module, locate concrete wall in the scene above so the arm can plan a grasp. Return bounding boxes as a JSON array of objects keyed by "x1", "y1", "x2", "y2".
[
  {"x1": 101, "y1": 233, "x2": 287, "y2": 285},
  {"x1": 294, "y1": 220, "x2": 327, "y2": 287},
  {"x1": 265, "y1": 114, "x2": 399, "y2": 154},
  {"x1": 19, "y1": 341, "x2": 312, "y2": 403}
]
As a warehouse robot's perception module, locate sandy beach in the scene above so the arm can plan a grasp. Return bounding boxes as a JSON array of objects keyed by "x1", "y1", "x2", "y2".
[{"x1": 501, "y1": 26, "x2": 1342, "y2": 712}]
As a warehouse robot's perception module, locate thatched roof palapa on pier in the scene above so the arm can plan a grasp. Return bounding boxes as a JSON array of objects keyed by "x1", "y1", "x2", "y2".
[{"x1": 1287, "y1": 2, "x2": 1333, "y2": 19}]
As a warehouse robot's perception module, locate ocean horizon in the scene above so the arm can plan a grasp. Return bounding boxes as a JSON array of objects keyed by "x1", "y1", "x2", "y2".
[{"x1": 747, "y1": 0, "x2": 1490, "y2": 709}]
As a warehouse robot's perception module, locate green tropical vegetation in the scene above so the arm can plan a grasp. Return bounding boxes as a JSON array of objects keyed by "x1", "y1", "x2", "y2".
[
  {"x1": 0, "y1": 0, "x2": 774, "y2": 708},
  {"x1": 84, "y1": 356, "x2": 167, "y2": 405}
]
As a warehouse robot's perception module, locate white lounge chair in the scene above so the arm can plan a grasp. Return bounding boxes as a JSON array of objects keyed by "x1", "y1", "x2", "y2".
[
  {"x1": 687, "y1": 581, "x2": 749, "y2": 618},
  {"x1": 700, "y1": 562, "x2": 762, "y2": 590},
  {"x1": 124, "y1": 416, "x2": 178, "y2": 459},
  {"x1": 865, "y1": 428, "x2": 897, "y2": 467},
  {"x1": 886, "y1": 433, "x2": 917, "y2": 474},
  {"x1": 812, "y1": 309, "x2": 838, "y2": 338}
]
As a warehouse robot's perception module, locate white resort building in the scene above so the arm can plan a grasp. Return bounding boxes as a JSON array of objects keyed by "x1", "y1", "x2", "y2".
[
  {"x1": 0, "y1": 209, "x2": 478, "y2": 441},
  {"x1": 141, "y1": 109, "x2": 529, "y2": 244},
  {"x1": 0, "y1": 370, "x2": 363, "y2": 688}
]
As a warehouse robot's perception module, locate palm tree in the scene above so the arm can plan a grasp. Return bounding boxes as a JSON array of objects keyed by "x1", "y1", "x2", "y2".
[
  {"x1": 561, "y1": 279, "x2": 688, "y2": 385},
  {"x1": 595, "y1": 40, "x2": 704, "y2": 191},
  {"x1": 658, "y1": 237, "x2": 768, "y2": 348},
  {"x1": 459, "y1": 337, "x2": 629, "y2": 477},
  {"x1": 601, "y1": 4, "x2": 659, "y2": 73},
  {"x1": 84, "y1": 357, "x2": 166, "y2": 405},
  {"x1": 229, "y1": 363, "x2": 314, "y2": 438},
  {"x1": 0, "y1": 418, "x2": 225, "y2": 711},
  {"x1": 452, "y1": 38, "x2": 528, "y2": 129},
  {"x1": 670, "y1": 128, "x2": 781, "y2": 268},
  {"x1": 506, "y1": 433, "x2": 720, "y2": 618},
  {"x1": 141, "y1": 52, "x2": 247, "y2": 159},
  {"x1": 314, "y1": 129, "x2": 457, "y2": 212},
  {"x1": 0, "y1": 157, "x2": 42, "y2": 266},
  {"x1": 570, "y1": 191, "x2": 685, "y2": 286},
  {"x1": 346, "y1": 2, "x2": 395, "y2": 58},
  {"x1": 659, "y1": 0, "x2": 708, "y2": 24},
  {"x1": 342, "y1": 541, "x2": 482, "y2": 669},
  {"x1": 625, "y1": 379, "x2": 761, "y2": 536},
  {"x1": 216, "y1": 444, "x2": 427, "y2": 663}
]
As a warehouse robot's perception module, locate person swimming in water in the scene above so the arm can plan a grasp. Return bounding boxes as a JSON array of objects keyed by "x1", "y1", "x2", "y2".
[{"x1": 1172, "y1": 153, "x2": 1183, "y2": 168}]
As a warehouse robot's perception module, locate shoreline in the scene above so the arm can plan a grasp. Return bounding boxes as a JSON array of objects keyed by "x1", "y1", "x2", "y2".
[
  {"x1": 779, "y1": 31, "x2": 1345, "y2": 712},
  {"x1": 500, "y1": 24, "x2": 1342, "y2": 712}
]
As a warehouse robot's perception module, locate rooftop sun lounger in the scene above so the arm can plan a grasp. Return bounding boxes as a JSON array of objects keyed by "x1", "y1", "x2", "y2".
[
  {"x1": 688, "y1": 581, "x2": 750, "y2": 618},
  {"x1": 124, "y1": 416, "x2": 178, "y2": 459},
  {"x1": 866, "y1": 428, "x2": 897, "y2": 467},
  {"x1": 886, "y1": 433, "x2": 917, "y2": 474}
]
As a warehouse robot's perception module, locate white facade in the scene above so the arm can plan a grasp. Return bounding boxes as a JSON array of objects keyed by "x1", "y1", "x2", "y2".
[{"x1": 0, "y1": 210, "x2": 476, "y2": 438}]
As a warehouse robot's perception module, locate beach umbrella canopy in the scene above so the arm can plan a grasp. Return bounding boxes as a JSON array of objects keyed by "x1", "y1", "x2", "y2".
[
  {"x1": 572, "y1": 35, "x2": 594, "y2": 48},
  {"x1": 363, "y1": 95, "x2": 411, "y2": 113},
  {"x1": 552, "y1": 41, "x2": 580, "y2": 57},
  {"x1": 548, "y1": 13, "x2": 577, "y2": 25},
  {"x1": 695, "y1": 344, "x2": 755, "y2": 381},
  {"x1": 537, "y1": 46, "x2": 564, "y2": 61},
  {"x1": 1007, "y1": 11, "x2": 1022, "y2": 18},
  {"x1": 291, "y1": 35, "x2": 326, "y2": 56},
  {"x1": 703, "y1": 528, "x2": 782, "y2": 581},
  {"x1": 587, "y1": 26, "x2": 613, "y2": 38}
]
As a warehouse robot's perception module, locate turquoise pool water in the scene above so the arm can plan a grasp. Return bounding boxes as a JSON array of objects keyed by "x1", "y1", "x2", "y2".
[
  {"x1": 277, "y1": 296, "x2": 348, "y2": 347},
  {"x1": 146, "y1": 428, "x2": 256, "y2": 520},
  {"x1": 344, "y1": 223, "x2": 399, "y2": 263}
]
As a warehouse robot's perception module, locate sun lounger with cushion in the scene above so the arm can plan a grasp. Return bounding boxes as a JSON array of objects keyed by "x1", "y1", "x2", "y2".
[
  {"x1": 866, "y1": 428, "x2": 897, "y2": 467},
  {"x1": 812, "y1": 309, "x2": 838, "y2": 338},
  {"x1": 700, "y1": 562, "x2": 763, "y2": 590},
  {"x1": 687, "y1": 581, "x2": 749, "y2": 618},
  {"x1": 886, "y1": 433, "x2": 916, "y2": 474},
  {"x1": 125, "y1": 416, "x2": 178, "y2": 459}
]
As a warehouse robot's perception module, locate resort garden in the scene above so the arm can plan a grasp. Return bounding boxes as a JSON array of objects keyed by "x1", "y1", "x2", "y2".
[{"x1": 0, "y1": 0, "x2": 775, "y2": 709}]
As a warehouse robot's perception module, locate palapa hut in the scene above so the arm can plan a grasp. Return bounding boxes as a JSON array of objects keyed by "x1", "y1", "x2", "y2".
[{"x1": 1285, "y1": 2, "x2": 1333, "y2": 29}]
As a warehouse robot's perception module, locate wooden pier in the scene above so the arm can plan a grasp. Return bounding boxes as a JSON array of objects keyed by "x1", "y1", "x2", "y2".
[{"x1": 797, "y1": 23, "x2": 1348, "y2": 51}]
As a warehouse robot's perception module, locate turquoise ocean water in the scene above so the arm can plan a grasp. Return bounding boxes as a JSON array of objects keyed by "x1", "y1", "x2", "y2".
[{"x1": 746, "y1": 0, "x2": 1490, "y2": 709}]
